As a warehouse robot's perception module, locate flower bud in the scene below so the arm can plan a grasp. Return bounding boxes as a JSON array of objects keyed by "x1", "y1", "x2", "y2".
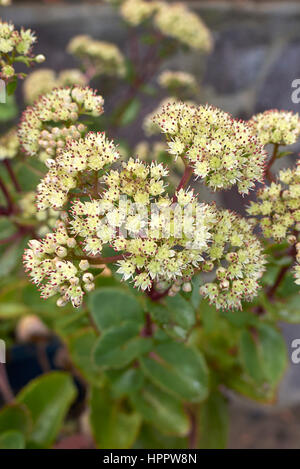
[
  {"x1": 35, "y1": 54, "x2": 46, "y2": 63},
  {"x1": 79, "y1": 260, "x2": 90, "y2": 271}
]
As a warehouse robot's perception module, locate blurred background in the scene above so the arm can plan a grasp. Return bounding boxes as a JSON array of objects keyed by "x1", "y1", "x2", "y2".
[{"x1": 1, "y1": 0, "x2": 300, "y2": 449}]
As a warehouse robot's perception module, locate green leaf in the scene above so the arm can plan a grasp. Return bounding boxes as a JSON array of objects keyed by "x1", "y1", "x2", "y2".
[
  {"x1": 6, "y1": 79, "x2": 17, "y2": 96},
  {"x1": 53, "y1": 308, "x2": 89, "y2": 338},
  {"x1": 130, "y1": 383, "x2": 190, "y2": 436},
  {"x1": 0, "y1": 95, "x2": 18, "y2": 121},
  {"x1": 0, "y1": 242, "x2": 22, "y2": 277},
  {"x1": 89, "y1": 287, "x2": 144, "y2": 331},
  {"x1": 119, "y1": 98, "x2": 140, "y2": 126},
  {"x1": 164, "y1": 295, "x2": 196, "y2": 331},
  {"x1": 0, "y1": 404, "x2": 31, "y2": 436},
  {"x1": 258, "y1": 323, "x2": 287, "y2": 385},
  {"x1": 107, "y1": 368, "x2": 144, "y2": 398},
  {"x1": 68, "y1": 328, "x2": 105, "y2": 387},
  {"x1": 140, "y1": 341, "x2": 209, "y2": 402},
  {"x1": 93, "y1": 322, "x2": 152, "y2": 369},
  {"x1": 0, "y1": 431, "x2": 25, "y2": 449},
  {"x1": 134, "y1": 424, "x2": 187, "y2": 449},
  {"x1": 17, "y1": 371, "x2": 76, "y2": 448},
  {"x1": 0, "y1": 303, "x2": 29, "y2": 318},
  {"x1": 198, "y1": 391, "x2": 228, "y2": 449},
  {"x1": 147, "y1": 294, "x2": 195, "y2": 338},
  {"x1": 239, "y1": 324, "x2": 287, "y2": 387},
  {"x1": 89, "y1": 386, "x2": 141, "y2": 449},
  {"x1": 269, "y1": 295, "x2": 300, "y2": 323},
  {"x1": 239, "y1": 330, "x2": 265, "y2": 383}
]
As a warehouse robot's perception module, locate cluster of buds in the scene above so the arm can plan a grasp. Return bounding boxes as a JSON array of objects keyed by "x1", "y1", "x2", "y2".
[
  {"x1": 19, "y1": 191, "x2": 60, "y2": 237},
  {"x1": 157, "y1": 70, "x2": 198, "y2": 97},
  {"x1": 67, "y1": 35, "x2": 126, "y2": 78},
  {"x1": 0, "y1": 127, "x2": 19, "y2": 160},
  {"x1": 153, "y1": 102, "x2": 267, "y2": 194},
  {"x1": 23, "y1": 220, "x2": 95, "y2": 308},
  {"x1": 23, "y1": 68, "x2": 88, "y2": 104},
  {"x1": 154, "y1": 2, "x2": 213, "y2": 52},
  {"x1": 0, "y1": 19, "x2": 44, "y2": 83},
  {"x1": 249, "y1": 110, "x2": 300, "y2": 146},
  {"x1": 120, "y1": 0, "x2": 157, "y2": 26},
  {"x1": 18, "y1": 86, "x2": 104, "y2": 161},
  {"x1": 36, "y1": 131, "x2": 120, "y2": 210},
  {"x1": 199, "y1": 210, "x2": 266, "y2": 310},
  {"x1": 119, "y1": 0, "x2": 213, "y2": 53},
  {"x1": 247, "y1": 162, "x2": 300, "y2": 239},
  {"x1": 168, "y1": 278, "x2": 192, "y2": 296}
]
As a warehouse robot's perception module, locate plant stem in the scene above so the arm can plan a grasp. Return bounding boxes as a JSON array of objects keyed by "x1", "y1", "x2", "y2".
[
  {"x1": 147, "y1": 284, "x2": 170, "y2": 301},
  {"x1": 267, "y1": 243, "x2": 297, "y2": 300},
  {"x1": 187, "y1": 408, "x2": 198, "y2": 449},
  {"x1": 0, "y1": 175, "x2": 14, "y2": 212},
  {"x1": 0, "y1": 363, "x2": 14, "y2": 403},
  {"x1": 87, "y1": 253, "x2": 130, "y2": 264},
  {"x1": 172, "y1": 165, "x2": 194, "y2": 202},
  {"x1": 3, "y1": 159, "x2": 22, "y2": 193},
  {"x1": 265, "y1": 143, "x2": 279, "y2": 183}
]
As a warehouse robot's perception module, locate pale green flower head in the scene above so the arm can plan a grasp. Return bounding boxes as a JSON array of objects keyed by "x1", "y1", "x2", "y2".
[
  {"x1": 250, "y1": 110, "x2": 300, "y2": 146},
  {"x1": 18, "y1": 86, "x2": 104, "y2": 161},
  {"x1": 67, "y1": 35, "x2": 126, "y2": 78},
  {"x1": 153, "y1": 102, "x2": 267, "y2": 194},
  {"x1": 248, "y1": 161, "x2": 300, "y2": 240},
  {"x1": 0, "y1": 128, "x2": 19, "y2": 160}
]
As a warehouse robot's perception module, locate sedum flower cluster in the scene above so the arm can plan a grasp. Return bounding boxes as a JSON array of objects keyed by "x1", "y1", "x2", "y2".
[
  {"x1": 36, "y1": 132, "x2": 120, "y2": 211},
  {"x1": 23, "y1": 221, "x2": 94, "y2": 308},
  {"x1": 18, "y1": 86, "x2": 104, "y2": 162},
  {"x1": 120, "y1": 0, "x2": 157, "y2": 26},
  {"x1": 247, "y1": 162, "x2": 300, "y2": 239},
  {"x1": 249, "y1": 110, "x2": 300, "y2": 146},
  {"x1": 158, "y1": 70, "x2": 198, "y2": 96},
  {"x1": 0, "y1": 19, "x2": 44, "y2": 82},
  {"x1": 0, "y1": 127, "x2": 19, "y2": 160},
  {"x1": 119, "y1": 0, "x2": 213, "y2": 53},
  {"x1": 70, "y1": 158, "x2": 217, "y2": 292},
  {"x1": 67, "y1": 35, "x2": 126, "y2": 78},
  {"x1": 23, "y1": 68, "x2": 88, "y2": 104},
  {"x1": 153, "y1": 102, "x2": 266, "y2": 194},
  {"x1": 199, "y1": 210, "x2": 266, "y2": 310},
  {"x1": 143, "y1": 97, "x2": 179, "y2": 136},
  {"x1": 24, "y1": 142, "x2": 266, "y2": 309},
  {"x1": 154, "y1": 2, "x2": 213, "y2": 52}
]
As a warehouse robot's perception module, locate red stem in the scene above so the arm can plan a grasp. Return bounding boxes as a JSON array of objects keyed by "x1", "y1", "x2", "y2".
[
  {"x1": 267, "y1": 243, "x2": 297, "y2": 300},
  {"x1": 187, "y1": 408, "x2": 198, "y2": 449},
  {"x1": 265, "y1": 143, "x2": 279, "y2": 183},
  {"x1": 0, "y1": 175, "x2": 14, "y2": 212},
  {"x1": 3, "y1": 159, "x2": 22, "y2": 193},
  {"x1": 87, "y1": 253, "x2": 130, "y2": 264},
  {"x1": 173, "y1": 165, "x2": 194, "y2": 202}
]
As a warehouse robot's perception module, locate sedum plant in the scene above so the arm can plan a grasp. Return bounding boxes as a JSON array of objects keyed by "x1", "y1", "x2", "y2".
[{"x1": 0, "y1": 0, "x2": 299, "y2": 451}]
